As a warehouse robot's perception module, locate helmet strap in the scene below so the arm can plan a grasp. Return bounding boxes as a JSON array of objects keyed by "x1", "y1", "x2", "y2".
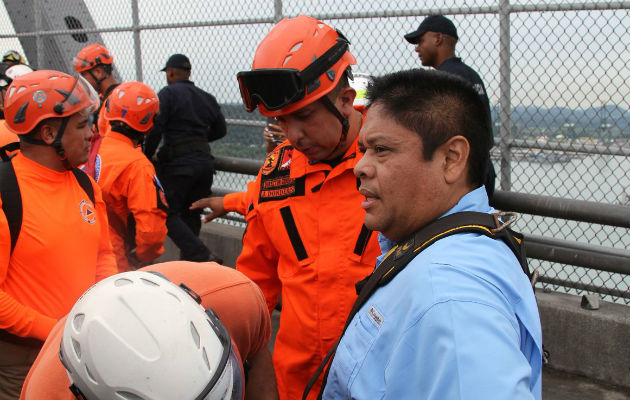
[
  {"x1": 88, "y1": 69, "x2": 108, "y2": 90},
  {"x1": 51, "y1": 117, "x2": 73, "y2": 170},
  {"x1": 320, "y1": 95, "x2": 349, "y2": 157}
]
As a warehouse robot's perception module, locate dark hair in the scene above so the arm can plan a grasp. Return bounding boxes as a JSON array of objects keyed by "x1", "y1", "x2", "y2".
[
  {"x1": 110, "y1": 120, "x2": 145, "y2": 144},
  {"x1": 99, "y1": 64, "x2": 113, "y2": 76},
  {"x1": 366, "y1": 68, "x2": 490, "y2": 187}
]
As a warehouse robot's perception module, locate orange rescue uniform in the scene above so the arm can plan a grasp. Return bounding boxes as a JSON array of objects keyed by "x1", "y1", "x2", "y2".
[
  {"x1": 236, "y1": 137, "x2": 381, "y2": 399},
  {"x1": 0, "y1": 120, "x2": 19, "y2": 158},
  {"x1": 20, "y1": 261, "x2": 271, "y2": 400},
  {"x1": 94, "y1": 131, "x2": 167, "y2": 271},
  {"x1": 0, "y1": 153, "x2": 117, "y2": 341}
]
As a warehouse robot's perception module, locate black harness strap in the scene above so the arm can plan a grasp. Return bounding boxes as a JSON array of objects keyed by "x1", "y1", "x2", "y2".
[
  {"x1": 71, "y1": 168, "x2": 95, "y2": 204},
  {"x1": 0, "y1": 142, "x2": 19, "y2": 162},
  {"x1": 303, "y1": 211, "x2": 529, "y2": 400},
  {"x1": 0, "y1": 161, "x2": 21, "y2": 254}
]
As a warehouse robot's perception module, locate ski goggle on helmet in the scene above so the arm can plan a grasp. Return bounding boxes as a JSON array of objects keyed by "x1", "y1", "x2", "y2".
[
  {"x1": 236, "y1": 15, "x2": 356, "y2": 116},
  {"x1": 59, "y1": 271, "x2": 244, "y2": 400}
]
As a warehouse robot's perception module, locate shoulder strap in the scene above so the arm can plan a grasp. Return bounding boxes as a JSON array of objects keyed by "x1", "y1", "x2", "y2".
[
  {"x1": 0, "y1": 160, "x2": 21, "y2": 254},
  {"x1": 0, "y1": 142, "x2": 19, "y2": 162},
  {"x1": 71, "y1": 168, "x2": 95, "y2": 204},
  {"x1": 305, "y1": 211, "x2": 529, "y2": 399}
]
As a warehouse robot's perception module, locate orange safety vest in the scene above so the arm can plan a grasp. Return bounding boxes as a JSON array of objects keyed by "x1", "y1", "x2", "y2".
[
  {"x1": 94, "y1": 131, "x2": 167, "y2": 272},
  {"x1": 236, "y1": 136, "x2": 381, "y2": 400}
]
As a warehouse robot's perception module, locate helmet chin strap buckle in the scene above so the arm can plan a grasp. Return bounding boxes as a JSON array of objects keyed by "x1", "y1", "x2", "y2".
[{"x1": 320, "y1": 95, "x2": 350, "y2": 158}]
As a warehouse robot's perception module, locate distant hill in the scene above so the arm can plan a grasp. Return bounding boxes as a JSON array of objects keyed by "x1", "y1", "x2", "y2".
[
  {"x1": 491, "y1": 104, "x2": 630, "y2": 133},
  {"x1": 212, "y1": 102, "x2": 630, "y2": 159}
]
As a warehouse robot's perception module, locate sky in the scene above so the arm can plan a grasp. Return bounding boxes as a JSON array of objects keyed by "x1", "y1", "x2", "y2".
[{"x1": 0, "y1": 0, "x2": 627, "y2": 115}]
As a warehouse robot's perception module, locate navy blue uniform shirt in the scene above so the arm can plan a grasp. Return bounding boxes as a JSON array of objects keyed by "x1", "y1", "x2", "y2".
[{"x1": 144, "y1": 79, "x2": 226, "y2": 159}]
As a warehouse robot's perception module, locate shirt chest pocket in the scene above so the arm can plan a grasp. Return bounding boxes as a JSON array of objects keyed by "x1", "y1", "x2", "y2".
[{"x1": 329, "y1": 305, "x2": 383, "y2": 397}]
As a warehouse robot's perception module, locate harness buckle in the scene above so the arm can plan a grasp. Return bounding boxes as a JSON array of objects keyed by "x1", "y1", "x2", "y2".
[{"x1": 491, "y1": 211, "x2": 518, "y2": 233}]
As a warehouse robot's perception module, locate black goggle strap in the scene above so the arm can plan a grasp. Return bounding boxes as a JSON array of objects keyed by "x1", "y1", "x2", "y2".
[{"x1": 298, "y1": 34, "x2": 349, "y2": 89}]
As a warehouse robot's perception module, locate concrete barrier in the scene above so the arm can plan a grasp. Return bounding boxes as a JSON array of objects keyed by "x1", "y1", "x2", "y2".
[{"x1": 159, "y1": 221, "x2": 630, "y2": 389}]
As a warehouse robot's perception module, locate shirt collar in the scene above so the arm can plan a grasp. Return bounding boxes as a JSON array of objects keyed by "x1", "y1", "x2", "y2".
[{"x1": 377, "y1": 186, "x2": 491, "y2": 258}]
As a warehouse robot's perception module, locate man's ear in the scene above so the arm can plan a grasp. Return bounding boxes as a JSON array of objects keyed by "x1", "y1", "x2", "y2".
[
  {"x1": 37, "y1": 121, "x2": 59, "y2": 145},
  {"x1": 440, "y1": 135, "x2": 470, "y2": 184},
  {"x1": 336, "y1": 85, "x2": 357, "y2": 116}
]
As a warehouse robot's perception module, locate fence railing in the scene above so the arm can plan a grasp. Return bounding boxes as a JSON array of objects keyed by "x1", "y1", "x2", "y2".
[{"x1": 212, "y1": 155, "x2": 630, "y2": 302}]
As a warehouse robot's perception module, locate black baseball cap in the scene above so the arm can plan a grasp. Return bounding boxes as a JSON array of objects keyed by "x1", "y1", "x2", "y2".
[
  {"x1": 161, "y1": 53, "x2": 191, "y2": 71},
  {"x1": 404, "y1": 15, "x2": 459, "y2": 44}
]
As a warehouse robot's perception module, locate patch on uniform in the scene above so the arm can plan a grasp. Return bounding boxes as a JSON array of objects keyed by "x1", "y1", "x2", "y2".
[
  {"x1": 367, "y1": 304, "x2": 384, "y2": 328},
  {"x1": 79, "y1": 200, "x2": 96, "y2": 224},
  {"x1": 261, "y1": 148, "x2": 280, "y2": 175},
  {"x1": 154, "y1": 175, "x2": 169, "y2": 211},
  {"x1": 93, "y1": 154, "x2": 101, "y2": 183},
  {"x1": 259, "y1": 146, "x2": 304, "y2": 203}
]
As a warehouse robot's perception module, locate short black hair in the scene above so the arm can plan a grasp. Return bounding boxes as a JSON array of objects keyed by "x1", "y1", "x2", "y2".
[{"x1": 366, "y1": 68, "x2": 491, "y2": 187}]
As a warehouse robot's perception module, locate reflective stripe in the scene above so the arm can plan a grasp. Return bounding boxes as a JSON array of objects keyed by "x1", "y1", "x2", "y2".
[{"x1": 280, "y1": 206, "x2": 308, "y2": 261}]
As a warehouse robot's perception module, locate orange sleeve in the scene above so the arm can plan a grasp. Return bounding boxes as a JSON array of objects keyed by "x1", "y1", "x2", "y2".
[
  {"x1": 125, "y1": 161, "x2": 167, "y2": 263},
  {"x1": 223, "y1": 180, "x2": 257, "y2": 216},
  {"x1": 92, "y1": 181, "x2": 117, "y2": 282},
  {"x1": 20, "y1": 318, "x2": 73, "y2": 400},
  {"x1": 0, "y1": 195, "x2": 56, "y2": 340},
  {"x1": 236, "y1": 206, "x2": 282, "y2": 316}
]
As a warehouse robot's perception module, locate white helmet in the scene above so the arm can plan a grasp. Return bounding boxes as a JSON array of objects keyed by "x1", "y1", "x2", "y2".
[
  {"x1": 350, "y1": 72, "x2": 373, "y2": 111},
  {"x1": 59, "y1": 271, "x2": 244, "y2": 400},
  {"x1": 0, "y1": 64, "x2": 33, "y2": 88}
]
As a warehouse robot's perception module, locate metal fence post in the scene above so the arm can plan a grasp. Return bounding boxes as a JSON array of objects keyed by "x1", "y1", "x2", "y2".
[
  {"x1": 498, "y1": 0, "x2": 512, "y2": 190},
  {"x1": 273, "y1": 0, "x2": 283, "y2": 22},
  {"x1": 131, "y1": 0, "x2": 143, "y2": 82},
  {"x1": 34, "y1": 0, "x2": 44, "y2": 69}
]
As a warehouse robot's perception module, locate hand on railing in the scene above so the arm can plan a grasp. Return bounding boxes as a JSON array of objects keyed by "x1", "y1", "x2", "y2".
[{"x1": 190, "y1": 196, "x2": 227, "y2": 223}]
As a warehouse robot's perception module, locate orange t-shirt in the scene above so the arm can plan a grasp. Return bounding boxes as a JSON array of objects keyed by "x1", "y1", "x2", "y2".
[
  {"x1": 0, "y1": 119, "x2": 19, "y2": 157},
  {"x1": 94, "y1": 131, "x2": 167, "y2": 271},
  {"x1": 0, "y1": 153, "x2": 117, "y2": 341},
  {"x1": 20, "y1": 261, "x2": 271, "y2": 400}
]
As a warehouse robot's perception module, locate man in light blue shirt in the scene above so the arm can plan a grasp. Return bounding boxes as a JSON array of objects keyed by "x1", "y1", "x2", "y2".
[{"x1": 321, "y1": 69, "x2": 542, "y2": 399}]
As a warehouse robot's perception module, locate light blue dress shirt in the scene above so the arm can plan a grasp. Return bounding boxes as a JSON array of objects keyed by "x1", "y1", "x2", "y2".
[{"x1": 323, "y1": 187, "x2": 543, "y2": 399}]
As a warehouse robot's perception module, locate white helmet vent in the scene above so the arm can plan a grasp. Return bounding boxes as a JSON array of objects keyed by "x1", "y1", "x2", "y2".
[
  {"x1": 289, "y1": 43, "x2": 302, "y2": 53},
  {"x1": 72, "y1": 313, "x2": 85, "y2": 332},
  {"x1": 202, "y1": 347, "x2": 211, "y2": 372},
  {"x1": 72, "y1": 338, "x2": 82, "y2": 360},
  {"x1": 116, "y1": 391, "x2": 144, "y2": 400},
  {"x1": 140, "y1": 278, "x2": 158, "y2": 287},
  {"x1": 282, "y1": 55, "x2": 292, "y2": 67},
  {"x1": 190, "y1": 321, "x2": 200, "y2": 348},
  {"x1": 167, "y1": 291, "x2": 181, "y2": 303},
  {"x1": 114, "y1": 278, "x2": 133, "y2": 287},
  {"x1": 84, "y1": 364, "x2": 98, "y2": 385},
  {"x1": 136, "y1": 96, "x2": 144, "y2": 105}
]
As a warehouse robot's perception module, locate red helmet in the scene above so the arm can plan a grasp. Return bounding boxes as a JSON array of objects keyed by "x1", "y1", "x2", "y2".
[
  {"x1": 74, "y1": 43, "x2": 113, "y2": 73},
  {"x1": 104, "y1": 81, "x2": 159, "y2": 133},
  {"x1": 4, "y1": 70, "x2": 98, "y2": 134},
  {"x1": 237, "y1": 14, "x2": 356, "y2": 117}
]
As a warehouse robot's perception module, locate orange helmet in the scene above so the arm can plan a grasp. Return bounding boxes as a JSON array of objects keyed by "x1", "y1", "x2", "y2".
[
  {"x1": 237, "y1": 14, "x2": 356, "y2": 117},
  {"x1": 104, "y1": 81, "x2": 159, "y2": 133},
  {"x1": 74, "y1": 43, "x2": 113, "y2": 73},
  {"x1": 4, "y1": 70, "x2": 98, "y2": 134}
]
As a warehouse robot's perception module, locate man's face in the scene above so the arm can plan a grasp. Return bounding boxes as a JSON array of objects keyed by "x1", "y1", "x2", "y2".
[
  {"x1": 276, "y1": 98, "x2": 345, "y2": 162},
  {"x1": 80, "y1": 71, "x2": 98, "y2": 91},
  {"x1": 60, "y1": 109, "x2": 93, "y2": 167},
  {"x1": 355, "y1": 103, "x2": 446, "y2": 242},
  {"x1": 414, "y1": 32, "x2": 439, "y2": 68}
]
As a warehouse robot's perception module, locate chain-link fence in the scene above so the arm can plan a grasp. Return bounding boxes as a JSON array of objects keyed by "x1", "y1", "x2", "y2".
[{"x1": 1, "y1": 0, "x2": 628, "y2": 302}]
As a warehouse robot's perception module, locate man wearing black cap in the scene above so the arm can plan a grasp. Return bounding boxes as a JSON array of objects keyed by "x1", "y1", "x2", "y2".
[
  {"x1": 144, "y1": 53, "x2": 226, "y2": 263},
  {"x1": 405, "y1": 15, "x2": 496, "y2": 200}
]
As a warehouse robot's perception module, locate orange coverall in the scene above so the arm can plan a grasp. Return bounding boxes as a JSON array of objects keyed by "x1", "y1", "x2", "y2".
[
  {"x1": 0, "y1": 153, "x2": 117, "y2": 341},
  {"x1": 94, "y1": 131, "x2": 167, "y2": 271},
  {"x1": 236, "y1": 137, "x2": 381, "y2": 399}
]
